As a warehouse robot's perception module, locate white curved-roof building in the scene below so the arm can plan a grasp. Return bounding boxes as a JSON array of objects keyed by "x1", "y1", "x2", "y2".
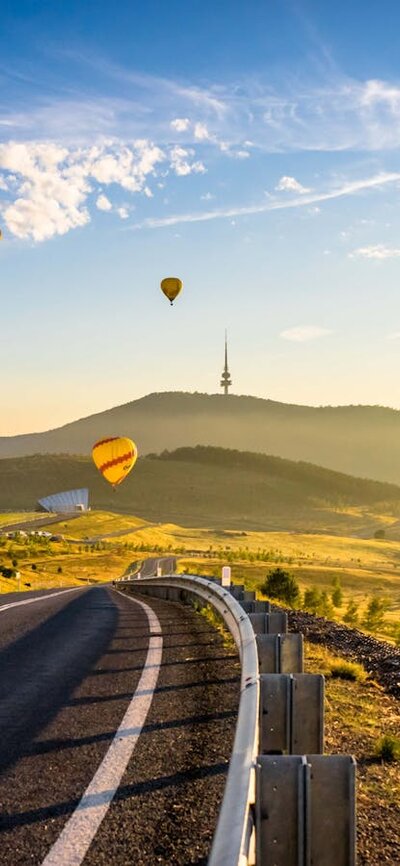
[{"x1": 38, "y1": 488, "x2": 89, "y2": 513}]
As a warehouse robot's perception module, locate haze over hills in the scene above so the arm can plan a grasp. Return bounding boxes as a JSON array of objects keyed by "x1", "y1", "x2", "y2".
[
  {"x1": 1, "y1": 446, "x2": 400, "y2": 533},
  {"x1": 1, "y1": 392, "x2": 400, "y2": 484}
]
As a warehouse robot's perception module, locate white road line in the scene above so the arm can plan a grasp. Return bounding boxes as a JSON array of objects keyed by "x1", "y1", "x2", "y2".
[
  {"x1": 0, "y1": 587, "x2": 83, "y2": 613},
  {"x1": 41, "y1": 595, "x2": 163, "y2": 866}
]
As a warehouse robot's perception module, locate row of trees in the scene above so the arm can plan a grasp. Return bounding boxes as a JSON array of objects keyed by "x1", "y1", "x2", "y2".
[{"x1": 261, "y1": 568, "x2": 395, "y2": 637}]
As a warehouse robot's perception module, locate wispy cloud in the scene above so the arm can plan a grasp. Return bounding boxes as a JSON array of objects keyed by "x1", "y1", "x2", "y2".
[
  {"x1": 349, "y1": 243, "x2": 400, "y2": 259},
  {"x1": 4, "y1": 49, "x2": 400, "y2": 154},
  {"x1": 280, "y1": 326, "x2": 332, "y2": 342},
  {"x1": 133, "y1": 171, "x2": 400, "y2": 230}
]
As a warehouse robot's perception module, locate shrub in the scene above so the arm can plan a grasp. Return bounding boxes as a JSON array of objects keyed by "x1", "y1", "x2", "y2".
[
  {"x1": 363, "y1": 596, "x2": 389, "y2": 632},
  {"x1": 261, "y1": 567, "x2": 300, "y2": 606},
  {"x1": 374, "y1": 529, "x2": 386, "y2": 539},
  {"x1": 374, "y1": 734, "x2": 400, "y2": 762},
  {"x1": 303, "y1": 586, "x2": 322, "y2": 614},
  {"x1": 319, "y1": 590, "x2": 334, "y2": 619},
  {"x1": 331, "y1": 577, "x2": 343, "y2": 608},
  {"x1": 328, "y1": 659, "x2": 367, "y2": 682},
  {"x1": 343, "y1": 599, "x2": 359, "y2": 626}
]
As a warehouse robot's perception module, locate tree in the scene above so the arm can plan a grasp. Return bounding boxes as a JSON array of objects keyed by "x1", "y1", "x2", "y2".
[
  {"x1": 320, "y1": 591, "x2": 334, "y2": 618},
  {"x1": 261, "y1": 567, "x2": 300, "y2": 606},
  {"x1": 343, "y1": 599, "x2": 359, "y2": 626},
  {"x1": 331, "y1": 577, "x2": 343, "y2": 608},
  {"x1": 303, "y1": 587, "x2": 322, "y2": 614},
  {"x1": 363, "y1": 596, "x2": 389, "y2": 632}
]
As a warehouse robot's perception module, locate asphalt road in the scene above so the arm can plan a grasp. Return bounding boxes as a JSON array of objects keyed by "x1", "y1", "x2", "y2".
[{"x1": 0, "y1": 585, "x2": 239, "y2": 865}]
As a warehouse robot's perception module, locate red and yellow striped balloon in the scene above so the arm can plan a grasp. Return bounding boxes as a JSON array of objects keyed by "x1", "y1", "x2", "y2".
[{"x1": 92, "y1": 436, "x2": 138, "y2": 488}]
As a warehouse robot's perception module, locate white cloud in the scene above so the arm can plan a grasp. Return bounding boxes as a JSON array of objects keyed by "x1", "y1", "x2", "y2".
[
  {"x1": 169, "y1": 145, "x2": 206, "y2": 176},
  {"x1": 349, "y1": 244, "x2": 400, "y2": 259},
  {"x1": 170, "y1": 117, "x2": 190, "y2": 132},
  {"x1": 386, "y1": 331, "x2": 400, "y2": 340},
  {"x1": 117, "y1": 206, "x2": 129, "y2": 219},
  {"x1": 200, "y1": 192, "x2": 215, "y2": 201},
  {"x1": 96, "y1": 193, "x2": 112, "y2": 211},
  {"x1": 194, "y1": 122, "x2": 210, "y2": 140},
  {"x1": 280, "y1": 326, "x2": 332, "y2": 342},
  {"x1": 276, "y1": 176, "x2": 311, "y2": 194},
  {"x1": 0, "y1": 138, "x2": 171, "y2": 241}
]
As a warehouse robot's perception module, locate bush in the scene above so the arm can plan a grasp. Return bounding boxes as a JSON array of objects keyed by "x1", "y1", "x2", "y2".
[
  {"x1": 343, "y1": 599, "x2": 359, "y2": 626},
  {"x1": 331, "y1": 577, "x2": 343, "y2": 608},
  {"x1": 261, "y1": 567, "x2": 300, "y2": 606},
  {"x1": 303, "y1": 586, "x2": 322, "y2": 614},
  {"x1": 328, "y1": 659, "x2": 367, "y2": 682},
  {"x1": 374, "y1": 734, "x2": 400, "y2": 762},
  {"x1": 363, "y1": 596, "x2": 389, "y2": 632},
  {"x1": 319, "y1": 591, "x2": 334, "y2": 619},
  {"x1": 374, "y1": 529, "x2": 386, "y2": 539}
]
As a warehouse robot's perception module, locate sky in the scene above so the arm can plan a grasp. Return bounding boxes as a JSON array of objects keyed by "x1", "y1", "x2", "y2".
[{"x1": 1, "y1": 0, "x2": 400, "y2": 434}]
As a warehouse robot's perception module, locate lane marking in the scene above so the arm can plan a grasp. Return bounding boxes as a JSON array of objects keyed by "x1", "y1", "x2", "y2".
[
  {"x1": 41, "y1": 594, "x2": 163, "y2": 866},
  {"x1": 0, "y1": 587, "x2": 83, "y2": 614}
]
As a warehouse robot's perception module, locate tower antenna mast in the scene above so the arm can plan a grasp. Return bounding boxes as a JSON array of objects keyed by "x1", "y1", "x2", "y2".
[{"x1": 220, "y1": 330, "x2": 232, "y2": 396}]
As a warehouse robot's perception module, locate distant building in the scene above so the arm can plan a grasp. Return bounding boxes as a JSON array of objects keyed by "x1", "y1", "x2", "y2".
[
  {"x1": 37, "y1": 488, "x2": 89, "y2": 513},
  {"x1": 220, "y1": 330, "x2": 232, "y2": 396}
]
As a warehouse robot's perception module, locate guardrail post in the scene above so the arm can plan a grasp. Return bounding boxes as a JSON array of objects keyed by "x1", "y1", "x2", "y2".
[
  {"x1": 249, "y1": 612, "x2": 288, "y2": 634},
  {"x1": 256, "y1": 633, "x2": 303, "y2": 673},
  {"x1": 240, "y1": 600, "x2": 271, "y2": 614},
  {"x1": 260, "y1": 673, "x2": 324, "y2": 754},
  {"x1": 229, "y1": 584, "x2": 245, "y2": 599},
  {"x1": 256, "y1": 754, "x2": 356, "y2": 866}
]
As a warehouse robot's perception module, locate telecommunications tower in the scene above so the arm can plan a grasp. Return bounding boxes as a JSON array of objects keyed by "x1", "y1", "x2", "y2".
[{"x1": 220, "y1": 330, "x2": 232, "y2": 396}]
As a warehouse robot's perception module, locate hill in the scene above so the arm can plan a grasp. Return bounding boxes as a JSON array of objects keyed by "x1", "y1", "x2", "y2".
[
  {"x1": 1, "y1": 445, "x2": 400, "y2": 533},
  {"x1": 1, "y1": 392, "x2": 400, "y2": 483}
]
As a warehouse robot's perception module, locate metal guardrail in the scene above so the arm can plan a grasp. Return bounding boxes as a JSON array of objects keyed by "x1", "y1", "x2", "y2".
[
  {"x1": 118, "y1": 573, "x2": 356, "y2": 866},
  {"x1": 118, "y1": 573, "x2": 259, "y2": 866}
]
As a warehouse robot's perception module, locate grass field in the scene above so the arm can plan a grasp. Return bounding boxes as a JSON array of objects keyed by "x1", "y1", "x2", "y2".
[{"x1": 1, "y1": 509, "x2": 399, "y2": 640}]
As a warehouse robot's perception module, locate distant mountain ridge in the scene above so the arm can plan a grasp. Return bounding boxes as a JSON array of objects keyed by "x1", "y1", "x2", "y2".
[{"x1": 1, "y1": 391, "x2": 400, "y2": 484}]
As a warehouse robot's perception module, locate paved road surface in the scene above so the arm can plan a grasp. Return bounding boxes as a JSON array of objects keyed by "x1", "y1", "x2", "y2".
[{"x1": 0, "y1": 585, "x2": 239, "y2": 865}]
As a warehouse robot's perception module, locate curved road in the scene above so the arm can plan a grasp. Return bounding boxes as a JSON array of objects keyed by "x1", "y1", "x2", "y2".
[{"x1": 0, "y1": 585, "x2": 239, "y2": 865}]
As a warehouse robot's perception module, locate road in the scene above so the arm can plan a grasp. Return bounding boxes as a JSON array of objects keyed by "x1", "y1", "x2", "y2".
[{"x1": 0, "y1": 584, "x2": 239, "y2": 865}]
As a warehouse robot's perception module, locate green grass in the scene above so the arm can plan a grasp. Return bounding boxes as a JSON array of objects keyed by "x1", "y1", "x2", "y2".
[
  {"x1": 374, "y1": 734, "x2": 400, "y2": 762},
  {"x1": 325, "y1": 659, "x2": 368, "y2": 682}
]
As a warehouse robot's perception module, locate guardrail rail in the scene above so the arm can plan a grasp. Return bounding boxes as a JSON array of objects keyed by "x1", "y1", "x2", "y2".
[{"x1": 116, "y1": 572, "x2": 356, "y2": 866}]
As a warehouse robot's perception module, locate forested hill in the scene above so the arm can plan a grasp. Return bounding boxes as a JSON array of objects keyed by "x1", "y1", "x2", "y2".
[
  {"x1": 1, "y1": 391, "x2": 400, "y2": 484},
  {"x1": 1, "y1": 446, "x2": 400, "y2": 533}
]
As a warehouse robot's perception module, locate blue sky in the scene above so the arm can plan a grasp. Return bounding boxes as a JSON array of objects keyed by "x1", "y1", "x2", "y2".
[{"x1": 1, "y1": 0, "x2": 400, "y2": 434}]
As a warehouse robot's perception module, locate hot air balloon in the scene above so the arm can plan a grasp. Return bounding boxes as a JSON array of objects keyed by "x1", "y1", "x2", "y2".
[
  {"x1": 160, "y1": 276, "x2": 182, "y2": 305},
  {"x1": 92, "y1": 436, "x2": 138, "y2": 489}
]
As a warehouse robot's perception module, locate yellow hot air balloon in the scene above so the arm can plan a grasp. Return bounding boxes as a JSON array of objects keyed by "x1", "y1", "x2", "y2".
[
  {"x1": 92, "y1": 436, "x2": 138, "y2": 489},
  {"x1": 160, "y1": 276, "x2": 182, "y2": 305}
]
